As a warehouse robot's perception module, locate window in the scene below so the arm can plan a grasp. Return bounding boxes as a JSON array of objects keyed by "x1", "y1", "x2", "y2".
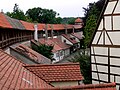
[{"x1": 64, "y1": 40, "x2": 66, "y2": 43}]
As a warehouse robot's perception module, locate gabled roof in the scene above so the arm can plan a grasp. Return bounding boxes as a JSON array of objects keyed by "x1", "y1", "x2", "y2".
[
  {"x1": 52, "y1": 38, "x2": 71, "y2": 50},
  {"x1": 0, "y1": 13, "x2": 12, "y2": 28},
  {"x1": 71, "y1": 32, "x2": 84, "y2": 40},
  {"x1": 20, "y1": 20, "x2": 34, "y2": 31},
  {"x1": 15, "y1": 44, "x2": 51, "y2": 64},
  {"x1": 20, "y1": 82, "x2": 116, "y2": 90},
  {"x1": 62, "y1": 34, "x2": 78, "y2": 44},
  {"x1": 5, "y1": 15, "x2": 25, "y2": 30},
  {"x1": 0, "y1": 49, "x2": 52, "y2": 90},
  {"x1": 75, "y1": 18, "x2": 83, "y2": 23},
  {"x1": 24, "y1": 63, "x2": 83, "y2": 82},
  {"x1": 39, "y1": 38, "x2": 70, "y2": 53}
]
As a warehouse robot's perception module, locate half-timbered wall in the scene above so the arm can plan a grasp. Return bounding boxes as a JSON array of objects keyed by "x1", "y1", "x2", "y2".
[{"x1": 91, "y1": 0, "x2": 120, "y2": 89}]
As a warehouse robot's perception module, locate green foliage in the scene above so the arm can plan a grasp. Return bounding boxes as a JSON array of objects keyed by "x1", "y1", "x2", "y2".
[
  {"x1": 32, "y1": 44, "x2": 54, "y2": 60},
  {"x1": 68, "y1": 50, "x2": 91, "y2": 84},
  {"x1": 6, "y1": 4, "x2": 28, "y2": 21},
  {"x1": 26, "y1": 7, "x2": 61, "y2": 24},
  {"x1": 83, "y1": 0, "x2": 105, "y2": 48}
]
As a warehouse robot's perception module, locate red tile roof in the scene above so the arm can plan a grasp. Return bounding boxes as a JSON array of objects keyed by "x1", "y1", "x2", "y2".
[
  {"x1": 53, "y1": 24, "x2": 65, "y2": 30},
  {"x1": 0, "y1": 49, "x2": 52, "y2": 90},
  {"x1": 15, "y1": 44, "x2": 51, "y2": 64},
  {"x1": 39, "y1": 38, "x2": 70, "y2": 53},
  {"x1": 62, "y1": 34, "x2": 77, "y2": 44},
  {"x1": 52, "y1": 38, "x2": 71, "y2": 50},
  {"x1": 0, "y1": 13, "x2": 12, "y2": 28},
  {"x1": 24, "y1": 63, "x2": 83, "y2": 82},
  {"x1": 71, "y1": 32, "x2": 84, "y2": 40},
  {"x1": 20, "y1": 82, "x2": 116, "y2": 90},
  {"x1": 20, "y1": 20, "x2": 34, "y2": 31},
  {"x1": 75, "y1": 18, "x2": 83, "y2": 23}
]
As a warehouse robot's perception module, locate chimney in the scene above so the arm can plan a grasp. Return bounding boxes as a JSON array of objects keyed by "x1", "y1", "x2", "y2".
[
  {"x1": 34, "y1": 24, "x2": 38, "y2": 41},
  {"x1": 65, "y1": 24, "x2": 67, "y2": 34},
  {"x1": 73, "y1": 25, "x2": 75, "y2": 33},
  {"x1": 1, "y1": 9, "x2": 3, "y2": 13},
  {"x1": 51, "y1": 24, "x2": 54, "y2": 39},
  {"x1": 45, "y1": 24, "x2": 48, "y2": 40}
]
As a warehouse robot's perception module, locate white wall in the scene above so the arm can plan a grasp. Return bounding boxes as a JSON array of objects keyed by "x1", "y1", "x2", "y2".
[
  {"x1": 61, "y1": 36, "x2": 73, "y2": 45},
  {"x1": 51, "y1": 81, "x2": 79, "y2": 87}
]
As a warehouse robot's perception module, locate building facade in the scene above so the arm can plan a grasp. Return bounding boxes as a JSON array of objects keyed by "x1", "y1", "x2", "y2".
[{"x1": 91, "y1": 0, "x2": 120, "y2": 89}]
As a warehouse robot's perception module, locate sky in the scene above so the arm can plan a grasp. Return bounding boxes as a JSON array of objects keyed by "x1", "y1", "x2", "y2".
[{"x1": 0, "y1": 0, "x2": 98, "y2": 18}]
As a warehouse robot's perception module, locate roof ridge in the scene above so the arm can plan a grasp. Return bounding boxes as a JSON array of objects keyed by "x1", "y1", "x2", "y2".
[{"x1": 24, "y1": 62, "x2": 79, "y2": 67}]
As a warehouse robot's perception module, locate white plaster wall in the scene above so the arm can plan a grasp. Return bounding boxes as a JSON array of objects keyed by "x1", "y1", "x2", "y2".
[
  {"x1": 104, "y1": 1, "x2": 117, "y2": 14},
  {"x1": 99, "y1": 73, "x2": 108, "y2": 81},
  {"x1": 110, "y1": 75, "x2": 115, "y2": 82},
  {"x1": 109, "y1": 32, "x2": 120, "y2": 45},
  {"x1": 105, "y1": 16, "x2": 112, "y2": 30},
  {"x1": 105, "y1": 32, "x2": 111, "y2": 45},
  {"x1": 61, "y1": 36, "x2": 73, "y2": 45},
  {"x1": 53, "y1": 52, "x2": 59, "y2": 62},
  {"x1": 110, "y1": 48, "x2": 120, "y2": 57},
  {"x1": 51, "y1": 81, "x2": 78, "y2": 87},
  {"x1": 114, "y1": 1, "x2": 120, "y2": 13},
  {"x1": 95, "y1": 56, "x2": 108, "y2": 64},
  {"x1": 92, "y1": 64, "x2": 97, "y2": 71},
  {"x1": 92, "y1": 72, "x2": 98, "y2": 80},
  {"x1": 110, "y1": 58, "x2": 120, "y2": 66},
  {"x1": 92, "y1": 32, "x2": 101, "y2": 44},
  {"x1": 113, "y1": 16, "x2": 120, "y2": 30},
  {"x1": 64, "y1": 49, "x2": 70, "y2": 56},
  {"x1": 97, "y1": 65, "x2": 108, "y2": 73},
  {"x1": 94, "y1": 47, "x2": 108, "y2": 55},
  {"x1": 111, "y1": 67, "x2": 120, "y2": 75},
  {"x1": 98, "y1": 19, "x2": 103, "y2": 30}
]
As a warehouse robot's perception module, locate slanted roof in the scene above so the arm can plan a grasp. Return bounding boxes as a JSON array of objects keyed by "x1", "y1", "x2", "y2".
[
  {"x1": 20, "y1": 82, "x2": 116, "y2": 90},
  {"x1": 71, "y1": 32, "x2": 84, "y2": 40},
  {"x1": 62, "y1": 34, "x2": 78, "y2": 44},
  {"x1": 15, "y1": 44, "x2": 51, "y2": 64},
  {"x1": 75, "y1": 18, "x2": 83, "y2": 23},
  {"x1": 53, "y1": 24, "x2": 65, "y2": 30},
  {"x1": 25, "y1": 63, "x2": 83, "y2": 82},
  {"x1": 0, "y1": 13, "x2": 12, "y2": 28},
  {"x1": 39, "y1": 38, "x2": 70, "y2": 53},
  {"x1": 52, "y1": 38, "x2": 71, "y2": 50},
  {"x1": 0, "y1": 49, "x2": 52, "y2": 90},
  {"x1": 5, "y1": 15, "x2": 25, "y2": 30},
  {"x1": 20, "y1": 20, "x2": 34, "y2": 31}
]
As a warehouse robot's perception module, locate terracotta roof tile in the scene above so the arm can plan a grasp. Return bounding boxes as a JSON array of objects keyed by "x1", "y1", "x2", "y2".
[
  {"x1": 71, "y1": 32, "x2": 84, "y2": 40},
  {"x1": 20, "y1": 20, "x2": 34, "y2": 31},
  {"x1": 20, "y1": 82, "x2": 116, "y2": 90},
  {"x1": 24, "y1": 63, "x2": 83, "y2": 82},
  {"x1": 0, "y1": 49, "x2": 52, "y2": 89},
  {"x1": 5, "y1": 15, "x2": 25, "y2": 30},
  {"x1": 53, "y1": 24, "x2": 65, "y2": 30},
  {"x1": 52, "y1": 38, "x2": 71, "y2": 50},
  {"x1": 39, "y1": 38, "x2": 62, "y2": 53},
  {"x1": 15, "y1": 44, "x2": 51, "y2": 64},
  {"x1": 39, "y1": 38, "x2": 70, "y2": 53},
  {"x1": 0, "y1": 13, "x2": 12, "y2": 28},
  {"x1": 75, "y1": 18, "x2": 83, "y2": 23},
  {"x1": 62, "y1": 34, "x2": 77, "y2": 44}
]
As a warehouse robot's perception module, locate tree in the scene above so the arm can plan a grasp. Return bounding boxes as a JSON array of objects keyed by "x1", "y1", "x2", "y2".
[
  {"x1": 82, "y1": 0, "x2": 106, "y2": 48},
  {"x1": 6, "y1": 3, "x2": 28, "y2": 21},
  {"x1": 32, "y1": 44, "x2": 54, "y2": 60},
  {"x1": 26, "y1": 7, "x2": 60, "y2": 24},
  {"x1": 68, "y1": 50, "x2": 91, "y2": 84}
]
